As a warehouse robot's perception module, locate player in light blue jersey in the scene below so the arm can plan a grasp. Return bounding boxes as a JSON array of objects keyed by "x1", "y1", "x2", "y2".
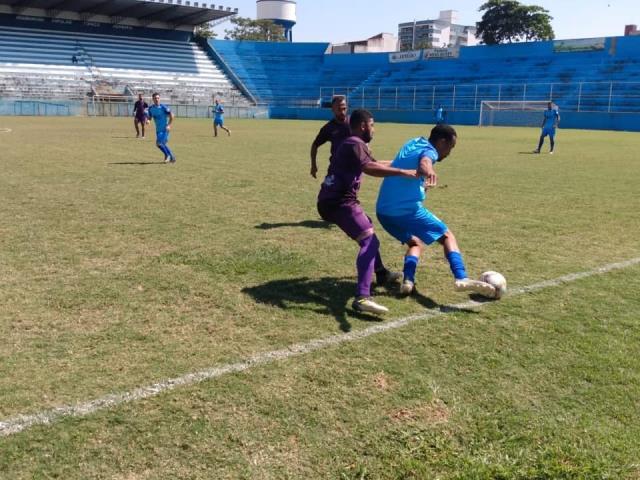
[
  {"x1": 148, "y1": 92, "x2": 176, "y2": 163},
  {"x1": 376, "y1": 124, "x2": 496, "y2": 298},
  {"x1": 534, "y1": 101, "x2": 560, "y2": 154},
  {"x1": 212, "y1": 99, "x2": 231, "y2": 137}
]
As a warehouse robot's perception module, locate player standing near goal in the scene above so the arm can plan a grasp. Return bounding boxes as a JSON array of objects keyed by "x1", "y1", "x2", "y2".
[
  {"x1": 213, "y1": 99, "x2": 231, "y2": 137},
  {"x1": 375, "y1": 124, "x2": 496, "y2": 297},
  {"x1": 147, "y1": 93, "x2": 176, "y2": 164},
  {"x1": 133, "y1": 93, "x2": 148, "y2": 139},
  {"x1": 309, "y1": 95, "x2": 351, "y2": 178},
  {"x1": 317, "y1": 109, "x2": 417, "y2": 314},
  {"x1": 534, "y1": 102, "x2": 560, "y2": 154}
]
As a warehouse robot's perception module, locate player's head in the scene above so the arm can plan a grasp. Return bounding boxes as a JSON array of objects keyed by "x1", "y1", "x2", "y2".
[
  {"x1": 429, "y1": 124, "x2": 457, "y2": 161},
  {"x1": 331, "y1": 95, "x2": 347, "y2": 123},
  {"x1": 547, "y1": 101, "x2": 553, "y2": 109},
  {"x1": 350, "y1": 109, "x2": 374, "y2": 143},
  {"x1": 152, "y1": 93, "x2": 160, "y2": 105},
  {"x1": 138, "y1": 93, "x2": 143, "y2": 100},
  {"x1": 215, "y1": 98, "x2": 219, "y2": 105}
]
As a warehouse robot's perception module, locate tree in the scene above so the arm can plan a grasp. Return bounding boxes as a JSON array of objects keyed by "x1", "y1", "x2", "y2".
[
  {"x1": 193, "y1": 22, "x2": 216, "y2": 40},
  {"x1": 224, "y1": 17, "x2": 286, "y2": 42},
  {"x1": 476, "y1": 0, "x2": 554, "y2": 45}
]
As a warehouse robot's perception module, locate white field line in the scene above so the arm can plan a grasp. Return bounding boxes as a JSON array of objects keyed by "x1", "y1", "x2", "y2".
[
  {"x1": 0, "y1": 128, "x2": 12, "y2": 133},
  {"x1": 2, "y1": 257, "x2": 640, "y2": 438}
]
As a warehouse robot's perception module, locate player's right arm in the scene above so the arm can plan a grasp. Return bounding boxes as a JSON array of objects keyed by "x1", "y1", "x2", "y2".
[
  {"x1": 310, "y1": 127, "x2": 328, "y2": 178},
  {"x1": 363, "y1": 161, "x2": 417, "y2": 179}
]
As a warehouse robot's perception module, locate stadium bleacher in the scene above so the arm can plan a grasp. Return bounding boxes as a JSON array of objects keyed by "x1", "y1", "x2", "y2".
[{"x1": 0, "y1": 24, "x2": 248, "y2": 105}]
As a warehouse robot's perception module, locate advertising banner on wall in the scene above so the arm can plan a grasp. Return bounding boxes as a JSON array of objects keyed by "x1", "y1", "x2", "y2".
[
  {"x1": 422, "y1": 47, "x2": 460, "y2": 60},
  {"x1": 553, "y1": 38, "x2": 606, "y2": 53},
  {"x1": 389, "y1": 50, "x2": 421, "y2": 63}
]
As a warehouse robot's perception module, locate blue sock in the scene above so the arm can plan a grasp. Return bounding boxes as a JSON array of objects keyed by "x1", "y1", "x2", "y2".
[
  {"x1": 157, "y1": 144, "x2": 169, "y2": 157},
  {"x1": 446, "y1": 251, "x2": 467, "y2": 280},
  {"x1": 403, "y1": 255, "x2": 419, "y2": 283},
  {"x1": 164, "y1": 145, "x2": 175, "y2": 160}
]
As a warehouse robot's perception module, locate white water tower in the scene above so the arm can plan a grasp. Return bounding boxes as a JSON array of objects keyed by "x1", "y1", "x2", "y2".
[{"x1": 256, "y1": 0, "x2": 297, "y2": 41}]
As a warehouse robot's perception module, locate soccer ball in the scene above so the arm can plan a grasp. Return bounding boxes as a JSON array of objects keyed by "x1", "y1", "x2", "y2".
[{"x1": 479, "y1": 271, "x2": 507, "y2": 299}]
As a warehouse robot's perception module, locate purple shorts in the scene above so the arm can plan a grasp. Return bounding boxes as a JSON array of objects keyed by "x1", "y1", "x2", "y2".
[
  {"x1": 135, "y1": 115, "x2": 147, "y2": 123},
  {"x1": 317, "y1": 201, "x2": 373, "y2": 240}
]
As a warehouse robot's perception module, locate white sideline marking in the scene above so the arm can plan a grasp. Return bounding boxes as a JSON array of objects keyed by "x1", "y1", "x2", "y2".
[
  {"x1": 0, "y1": 128, "x2": 12, "y2": 133},
  {"x1": 2, "y1": 257, "x2": 640, "y2": 438}
]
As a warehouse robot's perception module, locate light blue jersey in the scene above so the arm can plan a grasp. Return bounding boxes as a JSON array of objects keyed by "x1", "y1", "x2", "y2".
[
  {"x1": 543, "y1": 108, "x2": 559, "y2": 129},
  {"x1": 214, "y1": 103, "x2": 224, "y2": 126},
  {"x1": 148, "y1": 104, "x2": 172, "y2": 133},
  {"x1": 376, "y1": 137, "x2": 439, "y2": 216}
]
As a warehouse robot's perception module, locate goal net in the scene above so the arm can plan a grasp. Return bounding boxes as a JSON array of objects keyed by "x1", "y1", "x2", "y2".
[{"x1": 479, "y1": 100, "x2": 552, "y2": 127}]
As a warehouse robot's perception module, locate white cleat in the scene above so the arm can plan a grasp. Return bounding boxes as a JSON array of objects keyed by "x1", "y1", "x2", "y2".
[
  {"x1": 400, "y1": 279, "x2": 415, "y2": 296},
  {"x1": 352, "y1": 297, "x2": 389, "y2": 315},
  {"x1": 549, "y1": 151, "x2": 554, "y2": 155},
  {"x1": 454, "y1": 278, "x2": 497, "y2": 298}
]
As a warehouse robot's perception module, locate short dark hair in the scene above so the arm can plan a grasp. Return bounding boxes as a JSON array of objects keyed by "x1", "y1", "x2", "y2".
[
  {"x1": 429, "y1": 124, "x2": 457, "y2": 144},
  {"x1": 331, "y1": 95, "x2": 346, "y2": 106},
  {"x1": 349, "y1": 109, "x2": 373, "y2": 130},
  {"x1": 152, "y1": 92, "x2": 160, "y2": 98}
]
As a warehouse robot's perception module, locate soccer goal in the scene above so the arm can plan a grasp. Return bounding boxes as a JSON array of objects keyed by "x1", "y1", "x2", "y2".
[{"x1": 478, "y1": 100, "x2": 552, "y2": 127}]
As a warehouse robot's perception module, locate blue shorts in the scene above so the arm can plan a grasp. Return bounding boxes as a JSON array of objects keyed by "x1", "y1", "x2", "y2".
[
  {"x1": 541, "y1": 126, "x2": 556, "y2": 138},
  {"x1": 156, "y1": 130, "x2": 170, "y2": 144},
  {"x1": 377, "y1": 207, "x2": 448, "y2": 245},
  {"x1": 214, "y1": 117, "x2": 224, "y2": 127}
]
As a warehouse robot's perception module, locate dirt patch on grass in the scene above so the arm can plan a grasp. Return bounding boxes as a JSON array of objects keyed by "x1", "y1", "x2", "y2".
[{"x1": 390, "y1": 398, "x2": 451, "y2": 425}]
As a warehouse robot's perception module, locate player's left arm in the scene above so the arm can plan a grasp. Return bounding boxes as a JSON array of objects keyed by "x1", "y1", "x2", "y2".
[
  {"x1": 555, "y1": 110, "x2": 560, "y2": 127},
  {"x1": 166, "y1": 111, "x2": 174, "y2": 130}
]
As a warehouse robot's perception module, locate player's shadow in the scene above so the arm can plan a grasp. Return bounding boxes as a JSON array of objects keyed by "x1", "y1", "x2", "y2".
[
  {"x1": 409, "y1": 288, "x2": 483, "y2": 314},
  {"x1": 518, "y1": 151, "x2": 539, "y2": 155},
  {"x1": 108, "y1": 161, "x2": 166, "y2": 166},
  {"x1": 255, "y1": 220, "x2": 332, "y2": 230},
  {"x1": 242, "y1": 276, "x2": 383, "y2": 332}
]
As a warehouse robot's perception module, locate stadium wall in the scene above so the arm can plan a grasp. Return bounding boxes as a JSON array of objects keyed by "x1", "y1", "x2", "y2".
[{"x1": 269, "y1": 107, "x2": 640, "y2": 132}]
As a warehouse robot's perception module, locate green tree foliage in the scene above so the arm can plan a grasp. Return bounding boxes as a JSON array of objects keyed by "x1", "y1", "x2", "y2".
[
  {"x1": 224, "y1": 16, "x2": 286, "y2": 42},
  {"x1": 476, "y1": 0, "x2": 554, "y2": 44},
  {"x1": 193, "y1": 22, "x2": 216, "y2": 40}
]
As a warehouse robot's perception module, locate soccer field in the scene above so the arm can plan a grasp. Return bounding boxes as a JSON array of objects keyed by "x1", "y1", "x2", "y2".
[{"x1": 1, "y1": 116, "x2": 639, "y2": 479}]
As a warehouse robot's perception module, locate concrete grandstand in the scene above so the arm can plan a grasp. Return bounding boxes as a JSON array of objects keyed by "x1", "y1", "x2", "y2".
[{"x1": 0, "y1": 0, "x2": 252, "y2": 108}]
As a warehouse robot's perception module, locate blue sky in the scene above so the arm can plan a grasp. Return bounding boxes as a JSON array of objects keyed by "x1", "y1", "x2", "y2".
[{"x1": 214, "y1": 0, "x2": 639, "y2": 43}]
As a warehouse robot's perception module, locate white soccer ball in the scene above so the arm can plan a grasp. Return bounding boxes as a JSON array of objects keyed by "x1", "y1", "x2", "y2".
[{"x1": 479, "y1": 271, "x2": 507, "y2": 299}]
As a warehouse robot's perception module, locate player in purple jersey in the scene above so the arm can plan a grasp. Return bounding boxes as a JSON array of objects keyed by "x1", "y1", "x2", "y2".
[
  {"x1": 317, "y1": 109, "x2": 417, "y2": 315},
  {"x1": 133, "y1": 94, "x2": 149, "y2": 139},
  {"x1": 310, "y1": 95, "x2": 351, "y2": 178}
]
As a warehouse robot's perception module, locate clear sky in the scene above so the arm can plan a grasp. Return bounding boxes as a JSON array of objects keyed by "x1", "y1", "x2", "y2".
[{"x1": 214, "y1": 0, "x2": 639, "y2": 44}]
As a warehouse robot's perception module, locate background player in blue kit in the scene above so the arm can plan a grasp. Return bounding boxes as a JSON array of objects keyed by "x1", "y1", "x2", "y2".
[
  {"x1": 376, "y1": 124, "x2": 496, "y2": 298},
  {"x1": 213, "y1": 99, "x2": 231, "y2": 137},
  {"x1": 147, "y1": 93, "x2": 175, "y2": 164},
  {"x1": 534, "y1": 102, "x2": 560, "y2": 154}
]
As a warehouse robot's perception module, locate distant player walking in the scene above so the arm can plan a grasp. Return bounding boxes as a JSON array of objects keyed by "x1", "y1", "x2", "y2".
[
  {"x1": 317, "y1": 109, "x2": 416, "y2": 314},
  {"x1": 534, "y1": 102, "x2": 560, "y2": 154},
  {"x1": 309, "y1": 95, "x2": 350, "y2": 178},
  {"x1": 147, "y1": 93, "x2": 176, "y2": 164},
  {"x1": 133, "y1": 93, "x2": 148, "y2": 139},
  {"x1": 435, "y1": 105, "x2": 446, "y2": 125},
  {"x1": 376, "y1": 124, "x2": 496, "y2": 298},
  {"x1": 212, "y1": 99, "x2": 231, "y2": 137}
]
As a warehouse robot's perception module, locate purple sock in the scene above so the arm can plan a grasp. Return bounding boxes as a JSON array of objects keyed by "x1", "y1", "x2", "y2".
[{"x1": 356, "y1": 234, "x2": 379, "y2": 298}]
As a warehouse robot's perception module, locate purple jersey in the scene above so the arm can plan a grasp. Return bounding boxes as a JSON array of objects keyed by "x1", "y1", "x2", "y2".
[
  {"x1": 313, "y1": 118, "x2": 351, "y2": 163},
  {"x1": 317, "y1": 136, "x2": 374, "y2": 205},
  {"x1": 134, "y1": 100, "x2": 148, "y2": 118}
]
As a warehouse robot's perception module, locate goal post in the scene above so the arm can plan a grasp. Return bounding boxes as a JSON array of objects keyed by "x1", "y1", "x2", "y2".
[{"x1": 479, "y1": 100, "x2": 553, "y2": 127}]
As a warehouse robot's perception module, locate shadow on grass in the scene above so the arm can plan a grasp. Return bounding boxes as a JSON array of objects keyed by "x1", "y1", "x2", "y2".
[
  {"x1": 255, "y1": 220, "x2": 332, "y2": 230},
  {"x1": 243, "y1": 277, "x2": 480, "y2": 333},
  {"x1": 242, "y1": 276, "x2": 383, "y2": 332},
  {"x1": 518, "y1": 151, "x2": 539, "y2": 155},
  {"x1": 409, "y1": 287, "x2": 483, "y2": 315},
  {"x1": 108, "y1": 161, "x2": 167, "y2": 166}
]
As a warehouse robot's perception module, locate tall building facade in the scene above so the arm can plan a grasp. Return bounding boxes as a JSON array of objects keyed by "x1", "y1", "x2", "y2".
[{"x1": 398, "y1": 10, "x2": 478, "y2": 51}]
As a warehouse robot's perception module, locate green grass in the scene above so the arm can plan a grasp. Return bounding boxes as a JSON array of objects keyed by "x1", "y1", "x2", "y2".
[{"x1": 0, "y1": 116, "x2": 639, "y2": 479}]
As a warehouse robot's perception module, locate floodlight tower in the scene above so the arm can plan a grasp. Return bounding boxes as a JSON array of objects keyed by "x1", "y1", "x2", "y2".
[{"x1": 256, "y1": 0, "x2": 297, "y2": 42}]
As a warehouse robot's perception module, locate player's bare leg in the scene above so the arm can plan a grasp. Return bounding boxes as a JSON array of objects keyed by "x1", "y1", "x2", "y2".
[{"x1": 134, "y1": 119, "x2": 140, "y2": 138}]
